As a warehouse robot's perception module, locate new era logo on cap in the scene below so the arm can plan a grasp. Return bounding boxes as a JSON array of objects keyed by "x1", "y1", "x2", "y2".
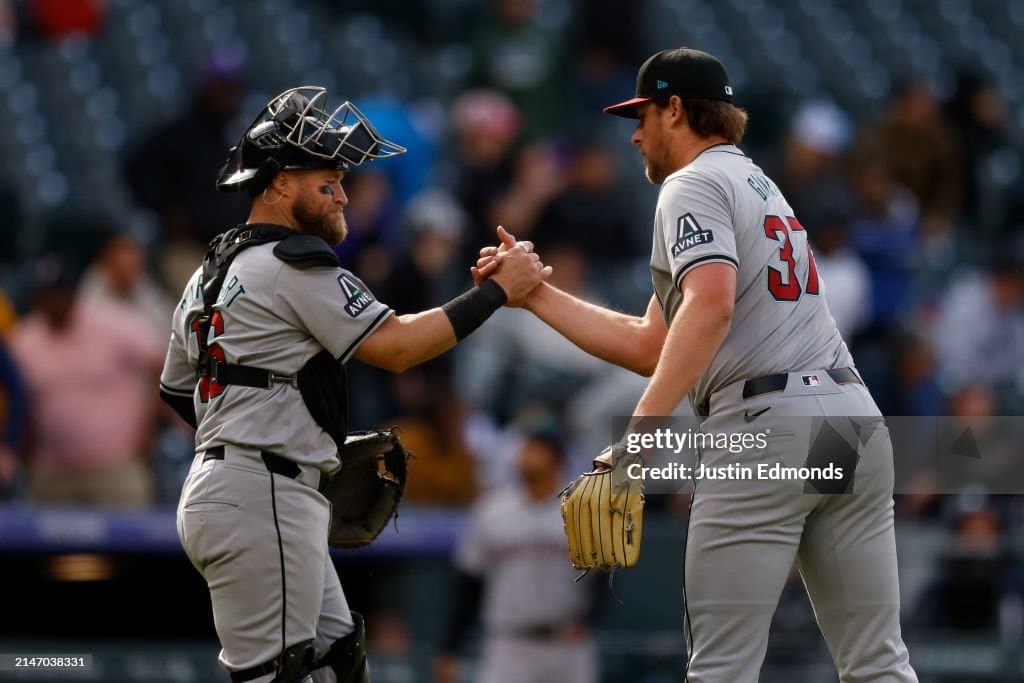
[
  {"x1": 725, "y1": 85, "x2": 733, "y2": 96},
  {"x1": 656, "y1": 80, "x2": 669, "y2": 90}
]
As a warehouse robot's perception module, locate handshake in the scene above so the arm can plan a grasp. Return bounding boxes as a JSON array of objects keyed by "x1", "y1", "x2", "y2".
[{"x1": 471, "y1": 226, "x2": 551, "y2": 307}]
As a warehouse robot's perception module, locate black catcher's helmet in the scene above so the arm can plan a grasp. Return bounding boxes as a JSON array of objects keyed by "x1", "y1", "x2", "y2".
[{"x1": 216, "y1": 86, "x2": 406, "y2": 195}]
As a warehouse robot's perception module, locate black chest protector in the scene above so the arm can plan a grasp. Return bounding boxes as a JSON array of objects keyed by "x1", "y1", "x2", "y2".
[{"x1": 196, "y1": 224, "x2": 350, "y2": 448}]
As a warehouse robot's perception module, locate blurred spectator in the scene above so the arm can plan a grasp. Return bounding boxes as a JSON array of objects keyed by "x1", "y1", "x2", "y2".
[
  {"x1": 487, "y1": 142, "x2": 568, "y2": 239},
  {"x1": 570, "y1": 0, "x2": 645, "y2": 121},
  {"x1": 776, "y1": 100, "x2": 852, "y2": 225},
  {"x1": 914, "y1": 504, "x2": 1023, "y2": 633},
  {"x1": 0, "y1": 287, "x2": 17, "y2": 337},
  {"x1": 392, "y1": 373, "x2": 478, "y2": 507},
  {"x1": 123, "y1": 49, "x2": 249, "y2": 292},
  {"x1": 379, "y1": 189, "x2": 468, "y2": 314},
  {"x1": 28, "y1": 0, "x2": 102, "y2": 41},
  {"x1": 366, "y1": 606, "x2": 412, "y2": 658},
  {"x1": 534, "y1": 140, "x2": 641, "y2": 267},
  {"x1": 945, "y1": 70, "x2": 1014, "y2": 239},
  {"x1": 9, "y1": 254, "x2": 165, "y2": 506},
  {"x1": 846, "y1": 152, "x2": 919, "y2": 329},
  {"x1": 807, "y1": 211, "x2": 872, "y2": 342},
  {"x1": 0, "y1": 0, "x2": 16, "y2": 46},
  {"x1": 890, "y1": 331, "x2": 944, "y2": 416},
  {"x1": 465, "y1": 0, "x2": 569, "y2": 141},
  {"x1": 435, "y1": 415, "x2": 598, "y2": 683},
  {"x1": 333, "y1": 169, "x2": 400, "y2": 290},
  {"x1": 936, "y1": 384, "x2": 1023, "y2": 496},
  {"x1": 450, "y1": 89, "x2": 522, "y2": 261},
  {"x1": 356, "y1": 97, "x2": 438, "y2": 206},
  {"x1": 853, "y1": 78, "x2": 963, "y2": 242},
  {"x1": 78, "y1": 230, "x2": 174, "y2": 339},
  {"x1": 934, "y1": 251, "x2": 1024, "y2": 397},
  {"x1": 455, "y1": 241, "x2": 607, "y2": 424}
]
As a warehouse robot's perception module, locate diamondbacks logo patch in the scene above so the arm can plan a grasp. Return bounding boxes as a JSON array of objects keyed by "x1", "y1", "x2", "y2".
[
  {"x1": 338, "y1": 274, "x2": 374, "y2": 317},
  {"x1": 671, "y1": 213, "x2": 714, "y2": 257}
]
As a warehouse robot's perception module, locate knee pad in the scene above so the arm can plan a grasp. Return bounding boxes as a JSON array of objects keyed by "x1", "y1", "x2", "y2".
[
  {"x1": 315, "y1": 612, "x2": 369, "y2": 683},
  {"x1": 270, "y1": 640, "x2": 316, "y2": 683}
]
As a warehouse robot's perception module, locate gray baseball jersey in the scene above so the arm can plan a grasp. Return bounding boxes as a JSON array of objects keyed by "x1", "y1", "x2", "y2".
[
  {"x1": 649, "y1": 144, "x2": 852, "y2": 412},
  {"x1": 455, "y1": 489, "x2": 590, "y2": 631},
  {"x1": 455, "y1": 488, "x2": 597, "y2": 683},
  {"x1": 645, "y1": 144, "x2": 917, "y2": 682},
  {"x1": 160, "y1": 242, "x2": 392, "y2": 472}
]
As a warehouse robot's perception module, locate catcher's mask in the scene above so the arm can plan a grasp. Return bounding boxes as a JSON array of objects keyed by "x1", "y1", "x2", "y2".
[{"x1": 216, "y1": 86, "x2": 407, "y2": 195}]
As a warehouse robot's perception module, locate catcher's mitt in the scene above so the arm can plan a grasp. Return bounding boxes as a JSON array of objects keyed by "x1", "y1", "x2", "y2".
[
  {"x1": 326, "y1": 429, "x2": 410, "y2": 548},
  {"x1": 559, "y1": 443, "x2": 645, "y2": 571}
]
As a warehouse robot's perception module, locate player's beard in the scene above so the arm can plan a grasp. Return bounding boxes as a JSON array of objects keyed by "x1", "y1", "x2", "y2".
[
  {"x1": 642, "y1": 121, "x2": 674, "y2": 184},
  {"x1": 293, "y1": 195, "x2": 348, "y2": 246},
  {"x1": 643, "y1": 140, "x2": 672, "y2": 185}
]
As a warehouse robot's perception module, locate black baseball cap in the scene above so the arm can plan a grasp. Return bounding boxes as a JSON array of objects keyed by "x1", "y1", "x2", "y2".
[{"x1": 604, "y1": 47, "x2": 733, "y2": 118}]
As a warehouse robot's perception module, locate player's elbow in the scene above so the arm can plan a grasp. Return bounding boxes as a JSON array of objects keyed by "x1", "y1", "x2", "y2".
[
  {"x1": 377, "y1": 338, "x2": 437, "y2": 374},
  {"x1": 634, "y1": 346, "x2": 661, "y2": 377},
  {"x1": 631, "y1": 327, "x2": 666, "y2": 377},
  {"x1": 709, "y1": 296, "x2": 735, "y2": 326},
  {"x1": 370, "y1": 344, "x2": 417, "y2": 374},
  {"x1": 382, "y1": 353, "x2": 415, "y2": 374}
]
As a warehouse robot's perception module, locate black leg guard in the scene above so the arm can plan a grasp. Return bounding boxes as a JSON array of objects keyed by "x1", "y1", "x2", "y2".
[
  {"x1": 315, "y1": 612, "x2": 369, "y2": 683},
  {"x1": 230, "y1": 639, "x2": 316, "y2": 683}
]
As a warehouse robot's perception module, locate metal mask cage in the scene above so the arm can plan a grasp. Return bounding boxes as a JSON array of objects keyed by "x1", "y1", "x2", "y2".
[{"x1": 265, "y1": 86, "x2": 406, "y2": 167}]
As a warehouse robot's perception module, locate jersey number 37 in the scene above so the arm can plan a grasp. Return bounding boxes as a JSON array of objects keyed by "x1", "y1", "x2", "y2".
[{"x1": 763, "y1": 215, "x2": 820, "y2": 301}]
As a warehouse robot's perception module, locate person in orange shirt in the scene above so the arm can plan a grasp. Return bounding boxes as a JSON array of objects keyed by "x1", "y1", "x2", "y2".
[{"x1": 392, "y1": 373, "x2": 478, "y2": 507}]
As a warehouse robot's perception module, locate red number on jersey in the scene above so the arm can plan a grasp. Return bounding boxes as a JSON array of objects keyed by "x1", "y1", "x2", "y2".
[
  {"x1": 763, "y1": 215, "x2": 820, "y2": 301},
  {"x1": 189, "y1": 311, "x2": 226, "y2": 402}
]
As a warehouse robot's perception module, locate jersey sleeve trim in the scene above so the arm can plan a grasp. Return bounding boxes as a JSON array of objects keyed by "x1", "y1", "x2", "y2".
[
  {"x1": 673, "y1": 254, "x2": 739, "y2": 289},
  {"x1": 337, "y1": 307, "x2": 393, "y2": 363},
  {"x1": 159, "y1": 381, "x2": 194, "y2": 397}
]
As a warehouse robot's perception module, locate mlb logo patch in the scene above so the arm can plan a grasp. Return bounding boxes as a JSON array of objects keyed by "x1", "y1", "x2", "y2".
[{"x1": 801, "y1": 374, "x2": 820, "y2": 387}]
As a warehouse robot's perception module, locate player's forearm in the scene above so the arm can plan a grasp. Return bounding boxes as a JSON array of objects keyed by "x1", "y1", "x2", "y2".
[
  {"x1": 633, "y1": 296, "x2": 733, "y2": 417},
  {"x1": 354, "y1": 308, "x2": 457, "y2": 373},
  {"x1": 385, "y1": 309, "x2": 458, "y2": 372},
  {"x1": 359, "y1": 281, "x2": 511, "y2": 372},
  {"x1": 525, "y1": 283, "x2": 663, "y2": 375}
]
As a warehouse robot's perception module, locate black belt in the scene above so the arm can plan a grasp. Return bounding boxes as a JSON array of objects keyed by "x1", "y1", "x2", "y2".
[
  {"x1": 203, "y1": 446, "x2": 329, "y2": 494},
  {"x1": 742, "y1": 366, "x2": 861, "y2": 399}
]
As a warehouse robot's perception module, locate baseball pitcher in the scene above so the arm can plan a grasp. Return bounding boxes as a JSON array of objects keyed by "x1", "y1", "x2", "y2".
[{"x1": 477, "y1": 49, "x2": 918, "y2": 682}]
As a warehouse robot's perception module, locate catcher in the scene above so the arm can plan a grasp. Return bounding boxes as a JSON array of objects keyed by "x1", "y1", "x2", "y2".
[{"x1": 159, "y1": 86, "x2": 549, "y2": 683}]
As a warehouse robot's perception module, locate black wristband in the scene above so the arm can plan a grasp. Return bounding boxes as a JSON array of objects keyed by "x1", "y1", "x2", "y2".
[{"x1": 442, "y1": 278, "x2": 508, "y2": 341}]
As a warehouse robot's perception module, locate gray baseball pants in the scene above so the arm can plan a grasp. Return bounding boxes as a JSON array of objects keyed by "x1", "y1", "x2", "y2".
[
  {"x1": 683, "y1": 372, "x2": 918, "y2": 682},
  {"x1": 177, "y1": 446, "x2": 353, "y2": 683}
]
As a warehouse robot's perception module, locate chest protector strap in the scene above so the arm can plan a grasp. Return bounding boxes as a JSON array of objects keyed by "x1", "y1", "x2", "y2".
[{"x1": 195, "y1": 224, "x2": 294, "y2": 387}]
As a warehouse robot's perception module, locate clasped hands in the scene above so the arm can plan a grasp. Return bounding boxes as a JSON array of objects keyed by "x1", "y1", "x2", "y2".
[{"x1": 472, "y1": 226, "x2": 549, "y2": 307}]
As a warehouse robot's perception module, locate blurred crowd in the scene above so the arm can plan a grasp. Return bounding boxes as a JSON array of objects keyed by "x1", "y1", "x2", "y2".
[{"x1": 0, "y1": 0, "x2": 1022, "y2": 656}]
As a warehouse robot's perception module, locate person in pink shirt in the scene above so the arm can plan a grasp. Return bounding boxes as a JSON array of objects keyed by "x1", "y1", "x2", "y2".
[{"x1": 10, "y1": 254, "x2": 165, "y2": 506}]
